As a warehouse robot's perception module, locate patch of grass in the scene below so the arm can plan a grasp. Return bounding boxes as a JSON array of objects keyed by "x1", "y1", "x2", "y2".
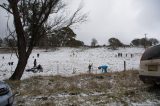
[{"x1": 7, "y1": 70, "x2": 157, "y2": 106}]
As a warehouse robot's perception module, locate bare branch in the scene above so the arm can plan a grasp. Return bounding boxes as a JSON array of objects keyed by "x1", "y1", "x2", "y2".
[
  {"x1": 67, "y1": 4, "x2": 88, "y2": 27},
  {"x1": 47, "y1": 3, "x2": 88, "y2": 31},
  {"x1": 5, "y1": 30, "x2": 19, "y2": 58},
  {"x1": 0, "y1": 3, "x2": 13, "y2": 14},
  {"x1": 52, "y1": 1, "x2": 66, "y2": 13},
  {"x1": 5, "y1": 12, "x2": 19, "y2": 58}
]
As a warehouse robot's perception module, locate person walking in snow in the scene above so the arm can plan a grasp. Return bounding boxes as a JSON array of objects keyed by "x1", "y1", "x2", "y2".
[
  {"x1": 88, "y1": 64, "x2": 92, "y2": 73},
  {"x1": 37, "y1": 53, "x2": 40, "y2": 58},
  {"x1": 131, "y1": 54, "x2": 133, "y2": 58},
  {"x1": 34, "y1": 59, "x2": 37, "y2": 67},
  {"x1": 120, "y1": 53, "x2": 122, "y2": 57}
]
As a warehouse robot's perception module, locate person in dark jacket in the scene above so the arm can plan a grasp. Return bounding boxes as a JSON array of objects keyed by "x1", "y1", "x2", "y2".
[
  {"x1": 37, "y1": 53, "x2": 40, "y2": 58},
  {"x1": 88, "y1": 64, "x2": 92, "y2": 73},
  {"x1": 34, "y1": 59, "x2": 37, "y2": 67},
  {"x1": 37, "y1": 64, "x2": 43, "y2": 72}
]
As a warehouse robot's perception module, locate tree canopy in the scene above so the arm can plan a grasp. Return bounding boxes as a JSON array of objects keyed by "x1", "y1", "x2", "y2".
[{"x1": 108, "y1": 37, "x2": 123, "y2": 49}]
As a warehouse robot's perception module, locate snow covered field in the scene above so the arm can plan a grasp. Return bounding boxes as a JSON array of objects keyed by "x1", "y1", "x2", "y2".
[{"x1": 0, "y1": 47, "x2": 144, "y2": 80}]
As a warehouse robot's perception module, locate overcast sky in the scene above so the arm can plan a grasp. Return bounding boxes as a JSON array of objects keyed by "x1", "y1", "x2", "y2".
[
  {"x1": 70, "y1": 0, "x2": 160, "y2": 45},
  {"x1": 0, "y1": 0, "x2": 160, "y2": 45}
]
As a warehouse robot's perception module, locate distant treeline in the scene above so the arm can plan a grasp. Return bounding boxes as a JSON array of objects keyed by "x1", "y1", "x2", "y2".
[
  {"x1": 0, "y1": 28, "x2": 159, "y2": 49},
  {"x1": 0, "y1": 27, "x2": 84, "y2": 48},
  {"x1": 90, "y1": 37, "x2": 159, "y2": 49}
]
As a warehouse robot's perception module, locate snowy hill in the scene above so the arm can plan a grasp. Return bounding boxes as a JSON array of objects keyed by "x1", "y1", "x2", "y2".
[{"x1": 0, "y1": 47, "x2": 144, "y2": 80}]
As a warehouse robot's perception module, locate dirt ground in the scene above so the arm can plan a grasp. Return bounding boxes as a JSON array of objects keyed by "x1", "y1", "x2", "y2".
[{"x1": 7, "y1": 70, "x2": 160, "y2": 106}]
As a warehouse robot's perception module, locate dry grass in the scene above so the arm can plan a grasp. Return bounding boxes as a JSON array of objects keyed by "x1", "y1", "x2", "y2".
[{"x1": 6, "y1": 70, "x2": 160, "y2": 106}]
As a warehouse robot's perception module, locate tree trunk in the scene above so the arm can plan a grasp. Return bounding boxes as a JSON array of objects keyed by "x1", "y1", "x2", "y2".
[
  {"x1": 8, "y1": 1, "x2": 28, "y2": 80},
  {"x1": 9, "y1": 56, "x2": 28, "y2": 80}
]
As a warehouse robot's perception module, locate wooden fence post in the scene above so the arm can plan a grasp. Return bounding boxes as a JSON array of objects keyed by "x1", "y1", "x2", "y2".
[{"x1": 124, "y1": 61, "x2": 126, "y2": 71}]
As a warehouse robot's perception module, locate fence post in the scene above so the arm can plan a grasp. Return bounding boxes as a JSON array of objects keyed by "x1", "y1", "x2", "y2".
[
  {"x1": 57, "y1": 63, "x2": 59, "y2": 75},
  {"x1": 124, "y1": 61, "x2": 126, "y2": 71}
]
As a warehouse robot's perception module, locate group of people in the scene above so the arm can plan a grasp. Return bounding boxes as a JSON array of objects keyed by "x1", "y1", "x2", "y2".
[
  {"x1": 26, "y1": 64, "x2": 43, "y2": 73},
  {"x1": 26, "y1": 53, "x2": 43, "y2": 73},
  {"x1": 2, "y1": 56, "x2": 14, "y2": 66},
  {"x1": 88, "y1": 64, "x2": 108, "y2": 73},
  {"x1": 117, "y1": 53, "x2": 123, "y2": 57},
  {"x1": 116, "y1": 53, "x2": 134, "y2": 58},
  {"x1": 8, "y1": 62, "x2": 14, "y2": 66},
  {"x1": 1, "y1": 53, "x2": 42, "y2": 73}
]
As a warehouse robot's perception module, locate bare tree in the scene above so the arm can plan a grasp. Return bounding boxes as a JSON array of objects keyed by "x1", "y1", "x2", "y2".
[{"x1": 0, "y1": 0, "x2": 87, "y2": 80}]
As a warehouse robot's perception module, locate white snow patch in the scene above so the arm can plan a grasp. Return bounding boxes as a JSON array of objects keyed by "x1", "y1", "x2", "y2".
[{"x1": 0, "y1": 47, "x2": 144, "y2": 80}]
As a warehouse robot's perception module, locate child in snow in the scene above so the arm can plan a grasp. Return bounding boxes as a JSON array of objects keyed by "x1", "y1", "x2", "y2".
[
  {"x1": 88, "y1": 64, "x2": 92, "y2": 73},
  {"x1": 37, "y1": 64, "x2": 43, "y2": 72}
]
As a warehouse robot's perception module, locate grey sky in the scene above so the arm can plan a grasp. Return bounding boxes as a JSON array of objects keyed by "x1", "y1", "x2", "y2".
[
  {"x1": 0, "y1": 0, "x2": 160, "y2": 45},
  {"x1": 71, "y1": 0, "x2": 160, "y2": 45}
]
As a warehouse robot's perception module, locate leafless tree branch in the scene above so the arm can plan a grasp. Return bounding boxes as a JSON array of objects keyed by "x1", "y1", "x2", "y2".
[
  {"x1": 0, "y1": 3, "x2": 13, "y2": 14},
  {"x1": 5, "y1": 12, "x2": 19, "y2": 58},
  {"x1": 67, "y1": 5, "x2": 88, "y2": 27}
]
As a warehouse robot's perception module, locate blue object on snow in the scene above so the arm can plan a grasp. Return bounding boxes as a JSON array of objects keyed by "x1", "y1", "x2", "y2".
[{"x1": 98, "y1": 65, "x2": 108, "y2": 73}]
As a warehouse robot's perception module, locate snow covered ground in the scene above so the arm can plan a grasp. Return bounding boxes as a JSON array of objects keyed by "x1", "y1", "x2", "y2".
[{"x1": 0, "y1": 47, "x2": 145, "y2": 80}]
